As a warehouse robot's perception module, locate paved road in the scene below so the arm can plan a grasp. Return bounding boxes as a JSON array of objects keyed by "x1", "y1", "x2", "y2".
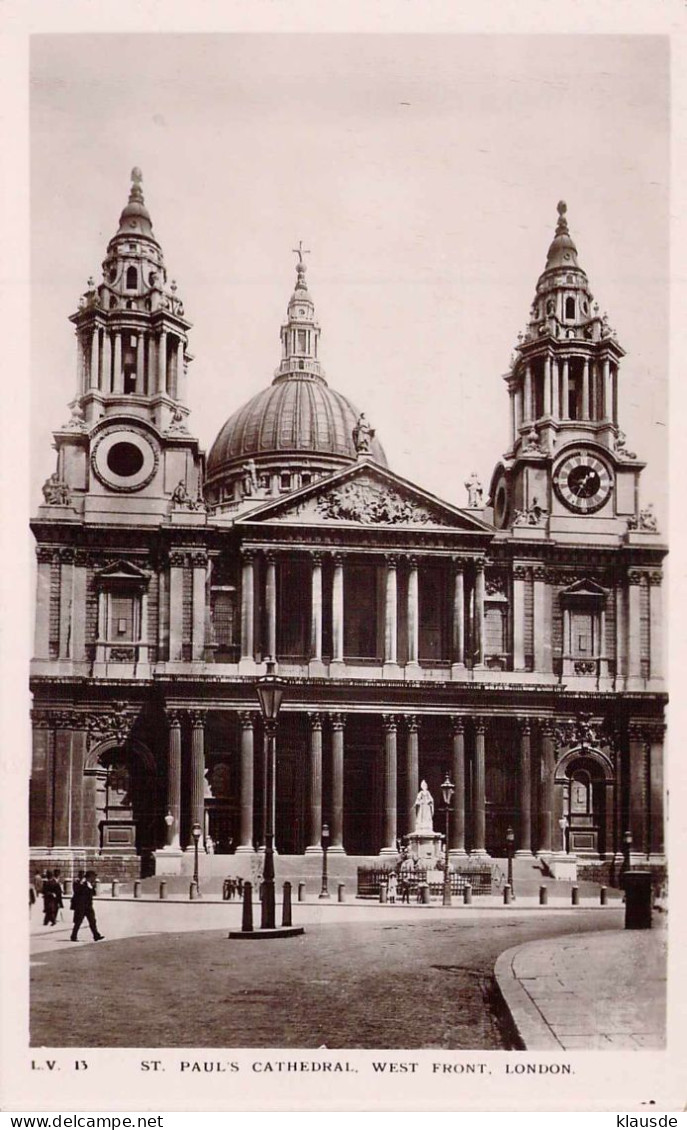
[{"x1": 31, "y1": 905, "x2": 624, "y2": 1049}]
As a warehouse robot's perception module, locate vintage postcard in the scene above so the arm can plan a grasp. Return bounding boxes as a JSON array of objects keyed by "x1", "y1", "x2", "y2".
[{"x1": 1, "y1": 2, "x2": 685, "y2": 1116}]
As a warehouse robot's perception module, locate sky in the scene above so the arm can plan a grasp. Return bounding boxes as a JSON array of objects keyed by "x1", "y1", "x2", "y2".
[{"x1": 30, "y1": 33, "x2": 669, "y2": 519}]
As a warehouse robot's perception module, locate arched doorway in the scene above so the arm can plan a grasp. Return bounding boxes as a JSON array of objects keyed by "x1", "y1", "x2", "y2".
[
  {"x1": 555, "y1": 746, "x2": 614, "y2": 857},
  {"x1": 85, "y1": 739, "x2": 158, "y2": 857}
]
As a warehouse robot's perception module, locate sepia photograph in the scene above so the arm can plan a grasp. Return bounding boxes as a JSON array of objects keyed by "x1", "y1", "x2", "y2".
[{"x1": 6, "y1": 21, "x2": 681, "y2": 1114}]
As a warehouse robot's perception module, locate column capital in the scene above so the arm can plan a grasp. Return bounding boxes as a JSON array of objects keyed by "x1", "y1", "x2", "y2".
[
  {"x1": 308, "y1": 711, "x2": 323, "y2": 731},
  {"x1": 310, "y1": 550, "x2": 323, "y2": 566},
  {"x1": 237, "y1": 710, "x2": 257, "y2": 730},
  {"x1": 405, "y1": 714, "x2": 421, "y2": 733},
  {"x1": 190, "y1": 550, "x2": 208, "y2": 569},
  {"x1": 628, "y1": 569, "x2": 646, "y2": 586},
  {"x1": 385, "y1": 554, "x2": 398, "y2": 570},
  {"x1": 407, "y1": 554, "x2": 419, "y2": 569},
  {"x1": 36, "y1": 546, "x2": 57, "y2": 565},
  {"x1": 332, "y1": 552, "x2": 345, "y2": 567},
  {"x1": 451, "y1": 556, "x2": 466, "y2": 574},
  {"x1": 241, "y1": 547, "x2": 256, "y2": 563},
  {"x1": 31, "y1": 708, "x2": 55, "y2": 728},
  {"x1": 474, "y1": 557, "x2": 486, "y2": 574},
  {"x1": 382, "y1": 714, "x2": 398, "y2": 733},
  {"x1": 329, "y1": 712, "x2": 347, "y2": 731},
  {"x1": 539, "y1": 718, "x2": 556, "y2": 738},
  {"x1": 166, "y1": 709, "x2": 183, "y2": 729},
  {"x1": 648, "y1": 571, "x2": 663, "y2": 587},
  {"x1": 450, "y1": 715, "x2": 465, "y2": 735},
  {"x1": 532, "y1": 566, "x2": 547, "y2": 583},
  {"x1": 518, "y1": 716, "x2": 532, "y2": 735},
  {"x1": 473, "y1": 716, "x2": 487, "y2": 735},
  {"x1": 513, "y1": 565, "x2": 529, "y2": 581},
  {"x1": 169, "y1": 550, "x2": 186, "y2": 568},
  {"x1": 188, "y1": 709, "x2": 207, "y2": 729},
  {"x1": 265, "y1": 550, "x2": 277, "y2": 565}
]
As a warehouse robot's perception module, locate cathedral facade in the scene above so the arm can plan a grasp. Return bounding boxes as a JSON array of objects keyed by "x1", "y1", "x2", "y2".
[{"x1": 29, "y1": 172, "x2": 667, "y2": 882}]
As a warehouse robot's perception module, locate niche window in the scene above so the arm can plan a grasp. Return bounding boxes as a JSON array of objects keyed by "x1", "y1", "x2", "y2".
[
  {"x1": 94, "y1": 560, "x2": 151, "y2": 664},
  {"x1": 565, "y1": 295, "x2": 576, "y2": 320},
  {"x1": 126, "y1": 266, "x2": 138, "y2": 290}
]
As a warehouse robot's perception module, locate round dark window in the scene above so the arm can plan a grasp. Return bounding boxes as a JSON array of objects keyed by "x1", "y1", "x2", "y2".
[{"x1": 107, "y1": 441, "x2": 144, "y2": 477}]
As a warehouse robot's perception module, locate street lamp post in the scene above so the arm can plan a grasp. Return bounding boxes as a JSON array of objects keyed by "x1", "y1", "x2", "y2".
[
  {"x1": 191, "y1": 822, "x2": 202, "y2": 893},
  {"x1": 506, "y1": 825, "x2": 515, "y2": 900},
  {"x1": 319, "y1": 823, "x2": 330, "y2": 899},
  {"x1": 440, "y1": 773, "x2": 455, "y2": 907},
  {"x1": 256, "y1": 660, "x2": 285, "y2": 931},
  {"x1": 621, "y1": 829, "x2": 632, "y2": 886}
]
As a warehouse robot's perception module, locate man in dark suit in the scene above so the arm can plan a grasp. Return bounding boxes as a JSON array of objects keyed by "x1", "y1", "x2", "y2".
[{"x1": 70, "y1": 870, "x2": 104, "y2": 942}]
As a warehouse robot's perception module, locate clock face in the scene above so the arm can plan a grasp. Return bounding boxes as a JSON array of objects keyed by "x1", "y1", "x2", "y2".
[
  {"x1": 553, "y1": 451, "x2": 613, "y2": 514},
  {"x1": 91, "y1": 428, "x2": 159, "y2": 492}
]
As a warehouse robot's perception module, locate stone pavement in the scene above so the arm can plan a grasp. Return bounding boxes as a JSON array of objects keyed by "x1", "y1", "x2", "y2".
[{"x1": 494, "y1": 918, "x2": 667, "y2": 1050}]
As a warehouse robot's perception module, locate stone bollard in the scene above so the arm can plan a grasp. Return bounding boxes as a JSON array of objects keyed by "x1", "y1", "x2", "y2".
[
  {"x1": 379, "y1": 881, "x2": 388, "y2": 904},
  {"x1": 159, "y1": 880, "x2": 167, "y2": 900},
  {"x1": 419, "y1": 882, "x2": 430, "y2": 905},
  {"x1": 571, "y1": 885, "x2": 579, "y2": 906},
  {"x1": 111, "y1": 880, "x2": 119, "y2": 898},
  {"x1": 298, "y1": 881, "x2": 306, "y2": 903},
  {"x1": 190, "y1": 881, "x2": 198, "y2": 900},
  {"x1": 503, "y1": 884, "x2": 512, "y2": 905},
  {"x1": 539, "y1": 885, "x2": 548, "y2": 906},
  {"x1": 463, "y1": 883, "x2": 472, "y2": 905},
  {"x1": 338, "y1": 883, "x2": 346, "y2": 903},
  {"x1": 600, "y1": 886, "x2": 607, "y2": 906},
  {"x1": 282, "y1": 882, "x2": 292, "y2": 927},
  {"x1": 134, "y1": 880, "x2": 142, "y2": 899},
  {"x1": 242, "y1": 882, "x2": 253, "y2": 932}
]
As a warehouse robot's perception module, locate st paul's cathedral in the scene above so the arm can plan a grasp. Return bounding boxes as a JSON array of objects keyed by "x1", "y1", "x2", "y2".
[{"x1": 29, "y1": 170, "x2": 667, "y2": 884}]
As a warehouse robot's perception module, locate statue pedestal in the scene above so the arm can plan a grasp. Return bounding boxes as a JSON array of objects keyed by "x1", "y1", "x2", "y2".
[
  {"x1": 549, "y1": 853, "x2": 578, "y2": 882},
  {"x1": 405, "y1": 831, "x2": 444, "y2": 868}
]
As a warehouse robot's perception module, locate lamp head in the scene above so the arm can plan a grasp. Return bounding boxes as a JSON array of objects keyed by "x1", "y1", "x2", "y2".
[
  {"x1": 440, "y1": 773, "x2": 455, "y2": 807},
  {"x1": 256, "y1": 660, "x2": 285, "y2": 721},
  {"x1": 164, "y1": 812, "x2": 174, "y2": 828},
  {"x1": 322, "y1": 823, "x2": 330, "y2": 842},
  {"x1": 191, "y1": 822, "x2": 202, "y2": 844},
  {"x1": 506, "y1": 825, "x2": 515, "y2": 846}
]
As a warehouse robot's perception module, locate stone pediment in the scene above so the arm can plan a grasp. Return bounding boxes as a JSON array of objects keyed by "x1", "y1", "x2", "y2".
[
  {"x1": 237, "y1": 465, "x2": 492, "y2": 532},
  {"x1": 560, "y1": 577, "x2": 608, "y2": 599},
  {"x1": 94, "y1": 559, "x2": 151, "y2": 586}
]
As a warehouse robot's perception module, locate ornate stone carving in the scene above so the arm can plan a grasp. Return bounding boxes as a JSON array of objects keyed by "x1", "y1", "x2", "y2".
[
  {"x1": 61, "y1": 399, "x2": 87, "y2": 432},
  {"x1": 329, "y1": 712, "x2": 346, "y2": 731},
  {"x1": 237, "y1": 711, "x2": 256, "y2": 730},
  {"x1": 573, "y1": 659, "x2": 596, "y2": 675},
  {"x1": 308, "y1": 711, "x2": 323, "y2": 731},
  {"x1": 521, "y1": 427, "x2": 545, "y2": 455},
  {"x1": 614, "y1": 430, "x2": 636, "y2": 459},
  {"x1": 450, "y1": 716, "x2": 465, "y2": 736},
  {"x1": 36, "y1": 546, "x2": 56, "y2": 565},
  {"x1": 166, "y1": 709, "x2": 183, "y2": 728},
  {"x1": 167, "y1": 405, "x2": 189, "y2": 435},
  {"x1": 532, "y1": 566, "x2": 547, "y2": 582},
  {"x1": 315, "y1": 481, "x2": 442, "y2": 526},
  {"x1": 171, "y1": 480, "x2": 204, "y2": 511},
  {"x1": 190, "y1": 551, "x2": 208, "y2": 569},
  {"x1": 41, "y1": 472, "x2": 73, "y2": 507},
  {"x1": 405, "y1": 715, "x2": 421, "y2": 733},
  {"x1": 168, "y1": 551, "x2": 186, "y2": 568},
  {"x1": 628, "y1": 504, "x2": 659, "y2": 533},
  {"x1": 84, "y1": 701, "x2": 137, "y2": 744},
  {"x1": 188, "y1": 709, "x2": 207, "y2": 729},
  {"x1": 382, "y1": 714, "x2": 398, "y2": 732},
  {"x1": 513, "y1": 497, "x2": 548, "y2": 527},
  {"x1": 554, "y1": 714, "x2": 603, "y2": 750},
  {"x1": 628, "y1": 569, "x2": 647, "y2": 586},
  {"x1": 648, "y1": 572, "x2": 663, "y2": 586},
  {"x1": 464, "y1": 472, "x2": 484, "y2": 508},
  {"x1": 513, "y1": 565, "x2": 529, "y2": 581},
  {"x1": 485, "y1": 572, "x2": 507, "y2": 596},
  {"x1": 241, "y1": 459, "x2": 259, "y2": 497}
]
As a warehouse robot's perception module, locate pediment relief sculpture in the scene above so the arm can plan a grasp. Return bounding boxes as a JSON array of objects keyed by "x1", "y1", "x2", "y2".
[{"x1": 311, "y1": 480, "x2": 449, "y2": 526}]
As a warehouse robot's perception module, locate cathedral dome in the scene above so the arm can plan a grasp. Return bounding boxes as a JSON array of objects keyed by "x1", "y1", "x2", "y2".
[{"x1": 205, "y1": 254, "x2": 387, "y2": 503}]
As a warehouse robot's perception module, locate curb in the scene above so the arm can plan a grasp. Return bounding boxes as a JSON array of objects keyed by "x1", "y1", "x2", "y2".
[{"x1": 493, "y1": 943, "x2": 563, "y2": 1051}]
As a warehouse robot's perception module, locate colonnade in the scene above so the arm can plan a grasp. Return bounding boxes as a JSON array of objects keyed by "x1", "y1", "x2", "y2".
[
  {"x1": 77, "y1": 324, "x2": 185, "y2": 400},
  {"x1": 239, "y1": 548, "x2": 485, "y2": 668},
  {"x1": 510, "y1": 351, "x2": 619, "y2": 444}
]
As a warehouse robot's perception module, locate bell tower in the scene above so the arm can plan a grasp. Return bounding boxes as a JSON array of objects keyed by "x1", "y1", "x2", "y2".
[
  {"x1": 489, "y1": 201, "x2": 652, "y2": 543},
  {"x1": 41, "y1": 168, "x2": 204, "y2": 525}
]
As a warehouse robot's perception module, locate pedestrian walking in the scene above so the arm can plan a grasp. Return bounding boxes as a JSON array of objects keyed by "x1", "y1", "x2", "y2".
[
  {"x1": 42, "y1": 870, "x2": 63, "y2": 926},
  {"x1": 400, "y1": 876, "x2": 410, "y2": 904},
  {"x1": 387, "y1": 873, "x2": 397, "y2": 904},
  {"x1": 70, "y1": 870, "x2": 104, "y2": 942}
]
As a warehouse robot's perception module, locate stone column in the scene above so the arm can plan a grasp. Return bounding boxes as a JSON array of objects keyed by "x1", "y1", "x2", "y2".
[
  {"x1": 168, "y1": 551, "x2": 185, "y2": 661},
  {"x1": 524, "y1": 364, "x2": 533, "y2": 422},
  {"x1": 30, "y1": 712, "x2": 54, "y2": 848},
  {"x1": 330, "y1": 713, "x2": 346, "y2": 852},
  {"x1": 237, "y1": 712, "x2": 255, "y2": 852},
  {"x1": 177, "y1": 341, "x2": 186, "y2": 402},
  {"x1": 71, "y1": 552, "x2": 88, "y2": 662},
  {"x1": 561, "y1": 358, "x2": 569, "y2": 418},
  {"x1": 332, "y1": 554, "x2": 344, "y2": 663},
  {"x1": 581, "y1": 358, "x2": 590, "y2": 421},
  {"x1": 52, "y1": 716, "x2": 73, "y2": 847},
  {"x1": 89, "y1": 329, "x2": 100, "y2": 390},
  {"x1": 405, "y1": 716, "x2": 420, "y2": 835},
  {"x1": 58, "y1": 549, "x2": 74, "y2": 659},
  {"x1": 240, "y1": 550, "x2": 255, "y2": 663},
  {"x1": 532, "y1": 566, "x2": 552, "y2": 673},
  {"x1": 472, "y1": 719, "x2": 487, "y2": 855},
  {"x1": 648, "y1": 723, "x2": 665, "y2": 856},
  {"x1": 649, "y1": 572, "x2": 663, "y2": 680},
  {"x1": 543, "y1": 354, "x2": 552, "y2": 416},
  {"x1": 615, "y1": 576, "x2": 626, "y2": 680},
  {"x1": 384, "y1": 556, "x2": 398, "y2": 666},
  {"x1": 551, "y1": 359, "x2": 560, "y2": 419},
  {"x1": 191, "y1": 552, "x2": 207, "y2": 661},
  {"x1": 518, "y1": 718, "x2": 532, "y2": 854},
  {"x1": 188, "y1": 710, "x2": 206, "y2": 848},
  {"x1": 612, "y1": 366, "x2": 619, "y2": 425},
  {"x1": 539, "y1": 723, "x2": 555, "y2": 854},
  {"x1": 165, "y1": 710, "x2": 182, "y2": 849},
  {"x1": 512, "y1": 565, "x2": 528, "y2": 668},
  {"x1": 473, "y1": 559, "x2": 485, "y2": 667},
  {"x1": 136, "y1": 331, "x2": 146, "y2": 394},
  {"x1": 310, "y1": 552, "x2": 323, "y2": 662},
  {"x1": 451, "y1": 717, "x2": 466, "y2": 854},
  {"x1": 603, "y1": 356, "x2": 611, "y2": 420},
  {"x1": 406, "y1": 556, "x2": 420, "y2": 668},
  {"x1": 509, "y1": 388, "x2": 517, "y2": 446},
  {"x1": 628, "y1": 725, "x2": 647, "y2": 856},
  {"x1": 306, "y1": 713, "x2": 323, "y2": 851},
  {"x1": 265, "y1": 552, "x2": 277, "y2": 662},
  {"x1": 157, "y1": 331, "x2": 167, "y2": 394},
  {"x1": 381, "y1": 715, "x2": 398, "y2": 853},
  {"x1": 76, "y1": 333, "x2": 86, "y2": 395},
  {"x1": 451, "y1": 558, "x2": 465, "y2": 669},
  {"x1": 113, "y1": 332, "x2": 123, "y2": 393},
  {"x1": 102, "y1": 331, "x2": 112, "y2": 394},
  {"x1": 627, "y1": 571, "x2": 643, "y2": 680},
  {"x1": 34, "y1": 548, "x2": 53, "y2": 660}
]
